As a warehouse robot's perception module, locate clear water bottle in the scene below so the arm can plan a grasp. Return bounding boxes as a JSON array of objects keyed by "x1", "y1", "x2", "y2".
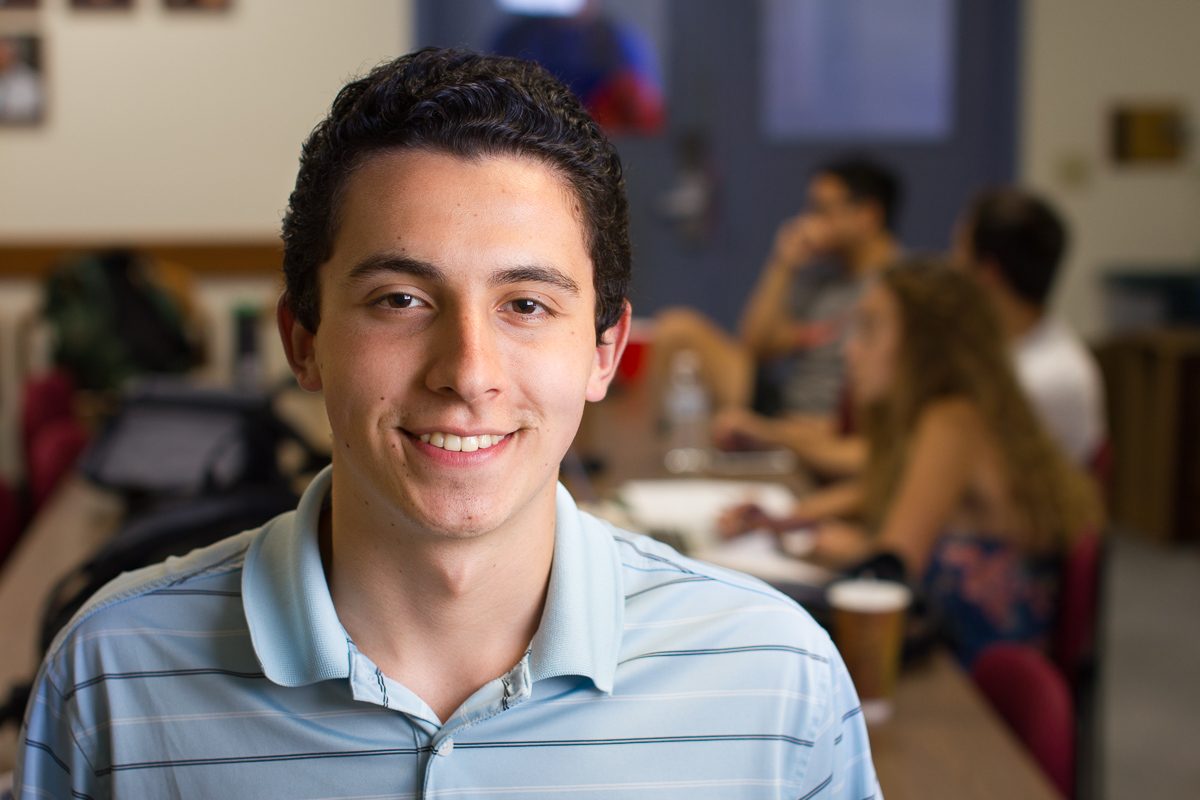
[
  {"x1": 662, "y1": 350, "x2": 711, "y2": 473},
  {"x1": 232, "y1": 303, "x2": 263, "y2": 391}
]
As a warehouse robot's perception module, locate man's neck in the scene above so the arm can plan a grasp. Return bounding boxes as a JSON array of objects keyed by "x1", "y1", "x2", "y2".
[
  {"x1": 847, "y1": 232, "x2": 898, "y2": 276},
  {"x1": 993, "y1": 290, "x2": 1043, "y2": 342},
  {"x1": 321, "y1": 472, "x2": 556, "y2": 722}
]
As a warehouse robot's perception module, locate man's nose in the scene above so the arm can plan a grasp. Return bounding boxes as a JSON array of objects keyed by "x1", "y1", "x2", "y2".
[{"x1": 424, "y1": 307, "x2": 506, "y2": 404}]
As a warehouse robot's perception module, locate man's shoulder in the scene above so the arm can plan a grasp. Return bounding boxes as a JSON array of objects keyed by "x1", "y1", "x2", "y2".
[
  {"x1": 40, "y1": 524, "x2": 268, "y2": 682},
  {"x1": 609, "y1": 526, "x2": 791, "y2": 597},
  {"x1": 593, "y1": 520, "x2": 846, "y2": 755},
  {"x1": 590, "y1": 517, "x2": 836, "y2": 656},
  {"x1": 1017, "y1": 319, "x2": 1102, "y2": 400},
  {"x1": 1020, "y1": 317, "x2": 1098, "y2": 371}
]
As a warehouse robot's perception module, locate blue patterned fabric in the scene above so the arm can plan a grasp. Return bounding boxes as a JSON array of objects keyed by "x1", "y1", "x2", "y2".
[{"x1": 923, "y1": 534, "x2": 1062, "y2": 666}]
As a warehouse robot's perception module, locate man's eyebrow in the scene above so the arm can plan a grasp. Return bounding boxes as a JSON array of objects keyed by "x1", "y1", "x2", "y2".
[
  {"x1": 345, "y1": 254, "x2": 446, "y2": 284},
  {"x1": 344, "y1": 255, "x2": 581, "y2": 296},
  {"x1": 490, "y1": 266, "x2": 581, "y2": 296}
]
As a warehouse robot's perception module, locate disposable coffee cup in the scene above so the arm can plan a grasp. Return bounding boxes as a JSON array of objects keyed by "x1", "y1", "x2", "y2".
[{"x1": 827, "y1": 578, "x2": 912, "y2": 724}]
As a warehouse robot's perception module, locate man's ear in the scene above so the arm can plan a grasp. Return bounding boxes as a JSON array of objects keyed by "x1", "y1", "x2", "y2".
[
  {"x1": 586, "y1": 301, "x2": 632, "y2": 403},
  {"x1": 277, "y1": 293, "x2": 323, "y2": 392}
]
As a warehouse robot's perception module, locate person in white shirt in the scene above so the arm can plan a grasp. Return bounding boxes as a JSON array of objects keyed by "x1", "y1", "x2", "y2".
[{"x1": 954, "y1": 188, "x2": 1106, "y2": 465}]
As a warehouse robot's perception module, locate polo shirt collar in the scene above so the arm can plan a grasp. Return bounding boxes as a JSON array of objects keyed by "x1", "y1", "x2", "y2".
[
  {"x1": 242, "y1": 466, "x2": 624, "y2": 694},
  {"x1": 243, "y1": 465, "x2": 349, "y2": 687},
  {"x1": 528, "y1": 483, "x2": 624, "y2": 694}
]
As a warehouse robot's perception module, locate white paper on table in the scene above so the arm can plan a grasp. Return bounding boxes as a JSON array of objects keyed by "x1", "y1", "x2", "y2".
[
  {"x1": 693, "y1": 530, "x2": 834, "y2": 589},
  {"x1": 613, "y1": 478, "x2": 833, "y2": 589},
  {"x1": 615, "y1": 479, "x2": 796, "y2": 552}
]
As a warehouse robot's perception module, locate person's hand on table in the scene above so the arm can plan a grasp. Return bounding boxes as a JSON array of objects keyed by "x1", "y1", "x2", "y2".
[
  {"x1": 711, "y1": 407, "x2": 775, "y2": 451},
  {"x1": 780, "y1": 412, "x2": 836, "y2": 438},
  {"x1": 717, "y1": 503, "x2": 818, "y2": 541},
  {"x1": 810, "y1": 520, "x2": 873, "y2": 568},
  {"x1": 717, "y1": 503, "x2": 779, "y2": 539}
]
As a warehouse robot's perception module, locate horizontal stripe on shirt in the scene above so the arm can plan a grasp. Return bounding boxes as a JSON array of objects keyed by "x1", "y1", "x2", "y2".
[{"x1": 17, "y1": 467, "x2": 879, "y2": 799}]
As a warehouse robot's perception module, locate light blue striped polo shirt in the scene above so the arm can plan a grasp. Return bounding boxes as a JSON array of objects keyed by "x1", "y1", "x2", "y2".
[{"x1": 17, "y1": 466, "x2": 880, "y2": 799}]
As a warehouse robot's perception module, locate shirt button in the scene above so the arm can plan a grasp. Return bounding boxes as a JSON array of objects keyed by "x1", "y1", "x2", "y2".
[{"x1": 437, "y1": 739, "x2": 454, "y2": 756}]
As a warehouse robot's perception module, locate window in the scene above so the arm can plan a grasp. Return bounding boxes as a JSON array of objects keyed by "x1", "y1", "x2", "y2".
[{"x1": 762, "y1": 0, "x2": 956, "y2": 140}]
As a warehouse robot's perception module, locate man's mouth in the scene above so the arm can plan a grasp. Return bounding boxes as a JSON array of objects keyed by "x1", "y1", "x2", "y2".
[{"x1": 416, "y1": 432, "x2": 513, "y2": 453}]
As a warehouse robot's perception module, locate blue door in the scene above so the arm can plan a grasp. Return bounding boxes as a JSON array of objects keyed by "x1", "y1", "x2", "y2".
[{"x1": 416, "y1": 0, "x2": 1020, "y2": 327}]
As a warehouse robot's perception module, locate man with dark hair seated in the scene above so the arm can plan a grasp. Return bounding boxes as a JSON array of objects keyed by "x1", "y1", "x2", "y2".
[
  {"x1": 16, "y1": 48, "x2": 879, "y2": 798},
  {"x1": 954, "y1": 188, "x2": 1105, "y2": 464},
  {"x1": 655, "y1": 157, "x2": 901, "y2": 477}
]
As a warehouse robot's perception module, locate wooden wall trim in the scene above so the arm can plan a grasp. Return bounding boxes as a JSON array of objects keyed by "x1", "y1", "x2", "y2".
[{"x1": 0, "y1": 241, "x2": 284, "y2": 278}]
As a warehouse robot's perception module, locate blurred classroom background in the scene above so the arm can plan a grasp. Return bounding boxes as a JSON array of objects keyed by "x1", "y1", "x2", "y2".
[{"x1": 1, "y1": 1, "x2": 1198, "y2": 798}]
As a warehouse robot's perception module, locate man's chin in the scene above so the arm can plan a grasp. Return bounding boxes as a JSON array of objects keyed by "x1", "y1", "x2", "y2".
[
  {"x1": 416, "y1": 511, "x2": 503, "y2": 540},
  {"x1": 403, "y1": 492, "x2": 522, "y2": 540},
  {"x1": 378, "y1": 464, "x2": 557, "y2": 540}
]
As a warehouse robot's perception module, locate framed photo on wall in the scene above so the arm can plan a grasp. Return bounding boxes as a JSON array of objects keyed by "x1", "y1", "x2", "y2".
[
  {"x1": 70, "y1": 0, "x2": 134, "y2": 9},
  {"x1": 164, "y1": 0, "x2": 231, "y2": 9},
  {"x1": 0, "y1": 33, "x2": 43, "y2": 125}
]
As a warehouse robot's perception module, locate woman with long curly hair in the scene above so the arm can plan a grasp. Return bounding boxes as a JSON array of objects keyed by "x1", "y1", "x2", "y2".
[{"x1": 720, "y1": 257, "x2": 1102, "y2": 664}]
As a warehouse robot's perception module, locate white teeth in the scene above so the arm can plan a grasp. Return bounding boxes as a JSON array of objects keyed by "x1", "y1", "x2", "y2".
[{"x1": 420, "y1": 432, "x2": 508, "y2": 451}]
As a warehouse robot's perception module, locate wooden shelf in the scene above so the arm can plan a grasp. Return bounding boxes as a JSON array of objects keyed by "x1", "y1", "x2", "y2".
[{"x1": 0, "y1": 240, "x2": 284, "y2": 277}]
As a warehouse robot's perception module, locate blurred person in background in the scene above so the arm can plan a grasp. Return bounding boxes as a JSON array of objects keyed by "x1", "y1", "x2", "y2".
[
  {"x1": 954, "y1": 187, "x2": 1106, "y2": 466},
  {"x1": 653, "y1": 156, "x2": 902, "y2": 420},
  {"x1": 720, "y1": 260, "x2": 1102, "y2": 665},
  {"x1": 710, "y1": 186, "x2": 1108, "y2": 480}
]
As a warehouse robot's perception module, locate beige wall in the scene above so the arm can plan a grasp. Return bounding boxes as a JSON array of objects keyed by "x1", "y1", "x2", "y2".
[
  {"x1": 1020, "y1": 0, "x2": 1200, "y2": 339},
  {"x1": 0, "y1": 0, "x2": 411, "y2": 238},
  {"x1": 0, "y1": 0, "x2": 411, "y2": 478}
]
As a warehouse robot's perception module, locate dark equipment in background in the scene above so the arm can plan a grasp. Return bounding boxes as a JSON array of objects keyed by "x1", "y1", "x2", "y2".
[{"x1": 0, "y1": 379, "x2": 329, "y2": 730}]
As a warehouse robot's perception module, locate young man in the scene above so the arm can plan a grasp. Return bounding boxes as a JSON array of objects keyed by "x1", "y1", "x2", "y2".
[
  {"x1": 955, "y1": 188, "x2": 1106, "y2": 465},
  {"x1": 16, "y1": 50, "x2": 879, "y2": 798},
  {"x1": 653, "y1": 157, "x2": 902, "y2": 415}
]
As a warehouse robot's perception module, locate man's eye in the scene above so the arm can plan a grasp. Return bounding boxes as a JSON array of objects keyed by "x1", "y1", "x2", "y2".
[
  {"x1": 509, "y1": 298, "x2": 545, "y2": 315},
  {"x1": 378, "y1": 293, "x2": 422, "y2": 309}
]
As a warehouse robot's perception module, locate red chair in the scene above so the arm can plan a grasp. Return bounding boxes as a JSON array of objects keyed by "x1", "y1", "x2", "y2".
[
  {"x1": 0, "y1": 478, "x2": 22, "y2": 567},
  {"x1": 21, "y1": 369, "x2": 76, "y2": 465},
  {"x1": 972, "y1": 643, "x2": 1075, "y2": 797},
  {"x1": 1088, "y1": 438, "x2": 1114, "y2": 506},
  {"x1": 1053, "y1": 530, "x2": 1106, "y2": 799},
  {"x1": 1054, "y1": 531, "x2": 1103, "y2": 687},
  {"x1": 28, "y1": 417, "x2": 90, "y2": 510}
]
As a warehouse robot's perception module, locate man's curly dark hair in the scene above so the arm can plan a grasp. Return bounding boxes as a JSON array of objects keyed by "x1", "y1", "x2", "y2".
[{"x1": 281, "y1": 47, "x2": 631, "y2": 342}]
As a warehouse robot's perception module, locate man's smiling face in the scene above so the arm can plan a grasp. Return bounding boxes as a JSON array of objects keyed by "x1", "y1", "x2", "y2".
[{"x1": 282, "y1": 149, "x2": 628, "y2": 540}]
